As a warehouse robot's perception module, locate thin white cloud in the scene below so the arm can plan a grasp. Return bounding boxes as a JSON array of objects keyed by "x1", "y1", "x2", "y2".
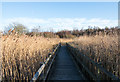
[
  {"x1": 1, "y1": 17, "x2": 117, "y2": 32},
  {"x1": 5, "y1": 17, "x2": 48, "y2": 24}
]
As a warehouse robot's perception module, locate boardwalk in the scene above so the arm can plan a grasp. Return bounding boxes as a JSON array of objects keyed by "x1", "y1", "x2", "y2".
[
  {"x1": 32, "y1": 44, "x2": 120, "y2": 81},
  {"x1": 47, "y1": 45, "x2": 85, "y2": 80}
]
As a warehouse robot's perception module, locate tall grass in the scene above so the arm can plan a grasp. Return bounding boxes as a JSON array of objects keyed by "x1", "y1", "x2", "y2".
[
  {"x1": 1, "y1": 34, "x2": 62, "y2": 81},
  {"x1": 69, "y1": 34, "x2": 120, "y2": 78}
]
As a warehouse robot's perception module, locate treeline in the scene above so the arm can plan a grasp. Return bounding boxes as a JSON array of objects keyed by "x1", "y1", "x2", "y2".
[
  {"x1": 26, "y1": 27, "x2": 120, "y2": 38},
  {"x1": 26, "y1": 32, "x2": 59, "y2": 38},
  {"x1": 71, "y1": 27, "x2": 119, "y2": 37},
  {"x1": 4, "y1": 23, "x2": 120, "y2": 38}
]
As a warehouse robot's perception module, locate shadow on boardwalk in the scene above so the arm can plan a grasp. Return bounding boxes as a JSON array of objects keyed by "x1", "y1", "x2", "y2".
[{"x1": 47, "y1": 45, "x2": 85, "y2": 81}]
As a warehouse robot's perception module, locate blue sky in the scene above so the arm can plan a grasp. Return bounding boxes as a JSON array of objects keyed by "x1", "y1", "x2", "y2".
[
  {"x1": 2, "y1": 2, "x2": 117, "y2": 19},
  {"x1": 1, "y1": 2, "x2": 118, "y2": 32}
]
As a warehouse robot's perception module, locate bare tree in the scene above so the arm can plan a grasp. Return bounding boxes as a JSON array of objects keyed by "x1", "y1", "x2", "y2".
[{"x1": 4, "y1": 23, "x2": 28, "y2": 34}]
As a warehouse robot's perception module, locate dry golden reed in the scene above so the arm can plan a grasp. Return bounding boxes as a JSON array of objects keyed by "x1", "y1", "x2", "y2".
[
  {"x1": 1, "y1": 34, "x2": 59, "y2": 81},
  {"x1": 1, "y1": 34, "x2": 73, "y2": 81},
  {"x1": 69, "y1": 35, "x2": 120, "y2": 78}
]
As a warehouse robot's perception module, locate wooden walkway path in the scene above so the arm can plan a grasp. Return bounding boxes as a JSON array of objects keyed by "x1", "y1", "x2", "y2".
[
  {"x1": 32, "y1": 43, "x2": 120, "y2": 81},
  {"x1": 47, "y1": 45, "x2": 85, "y2": 80}
]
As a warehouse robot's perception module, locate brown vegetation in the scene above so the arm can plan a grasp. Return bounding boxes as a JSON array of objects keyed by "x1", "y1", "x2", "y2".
[
  {"x1": 68, "y1": 34, "x2": 120, "y2": 78},
  {"x1": 1, "y1": 34, "x2": 72, "y2": 81},
  {"x1": 1, "y1": 26, "x2": 120, "y2": 80}
]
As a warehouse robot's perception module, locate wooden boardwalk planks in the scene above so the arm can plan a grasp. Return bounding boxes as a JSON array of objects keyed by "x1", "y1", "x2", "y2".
[{"x1": 47, "y1": 46, "x2": 84, "y2": 80}]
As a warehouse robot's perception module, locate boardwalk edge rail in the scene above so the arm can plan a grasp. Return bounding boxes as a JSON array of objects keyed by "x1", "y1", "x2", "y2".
[
  {"x1": 66, "y1": 43, "x2": 120, "y2": 81},
  {"x1": 31, "y1": 43, "x2": 61, "y2": 82}
]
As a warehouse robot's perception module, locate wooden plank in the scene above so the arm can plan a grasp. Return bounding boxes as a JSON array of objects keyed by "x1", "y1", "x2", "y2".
[
  {"x1": 47, "y1": 46, "x2": 84, "y2": 80},
  {"x1": 69, "y1": 47, "x2": 97, "y2": 80},
  {"x1": 31, "y1": 43, "x2": 61, "y2": 82},
  {"x1": 31, "y1": 55, "x2": 52, "y2": 81},
  {"x1": 44, "y1": 44, "x2": 61, "y2": 80}
]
